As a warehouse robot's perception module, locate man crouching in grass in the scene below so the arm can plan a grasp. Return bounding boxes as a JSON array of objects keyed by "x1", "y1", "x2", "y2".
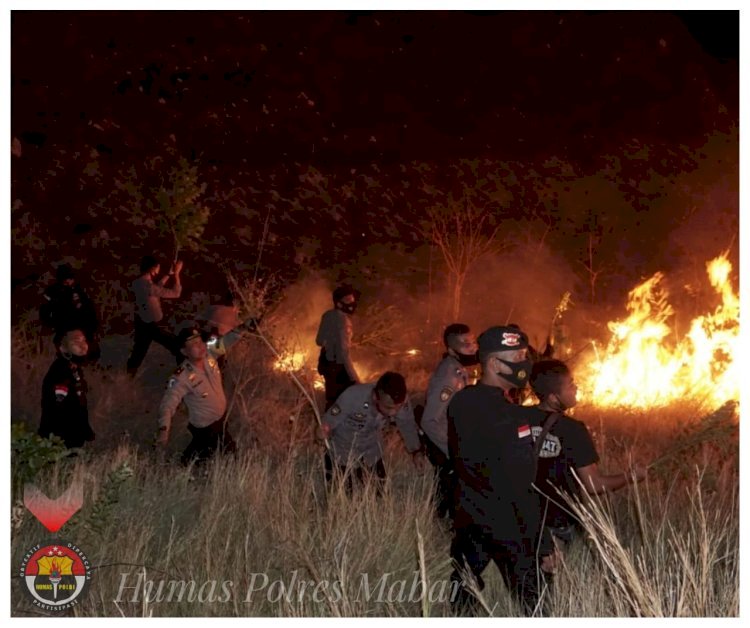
[
  {"x1": 157, "y1": 318, "x2": 255, "y2": 465},
  {"x1": 320, "y1": 372, "x2": 427, "y2": 494}
]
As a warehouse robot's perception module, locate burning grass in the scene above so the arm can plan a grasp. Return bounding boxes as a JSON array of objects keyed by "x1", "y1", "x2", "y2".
[
  {"x1": 578, "y1": 253, "x2": 738, "y2": 410},
  {"x1": 10, "y1": 327, "x2": 739, "y2": 617}
]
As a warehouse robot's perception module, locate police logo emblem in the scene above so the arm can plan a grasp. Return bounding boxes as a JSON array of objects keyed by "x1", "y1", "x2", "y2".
[
  {"x1": 330, "y1": 405, "x2": 341, "y2": 416},
  {"x1": 439, "y1": 387, "x2": 453, "y2": 402},
  {"x1": 19, "y1": 540, "x2": 91, "y2": 612}
]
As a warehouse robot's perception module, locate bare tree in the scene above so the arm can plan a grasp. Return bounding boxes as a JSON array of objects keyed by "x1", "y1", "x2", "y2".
[
  {"x1": 422, "y1": 196, "x2": 503, "y2": 320},
  {"x1": 579, "y1": 231, "x2": 608, "y2": 304}
]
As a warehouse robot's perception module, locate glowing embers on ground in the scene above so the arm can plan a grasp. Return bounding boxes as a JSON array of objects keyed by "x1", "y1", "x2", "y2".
[
  {"x1": 581, "y1": 253, "x2": 738, "y2": 409},
  {"x1": 273, "y1": 351, "x2": 307, "y2": 373}
]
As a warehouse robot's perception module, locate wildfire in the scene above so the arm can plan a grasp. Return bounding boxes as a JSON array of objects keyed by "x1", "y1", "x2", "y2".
[
  {"x1": 581, "y1": 254, "x2": 738, "y2": 409},
  {"x1": 273, "y1": 349, "x2": 326, "y2": 391},
  {"x1": 273, "y1": 351, "x2": 307, "y2": 372}
]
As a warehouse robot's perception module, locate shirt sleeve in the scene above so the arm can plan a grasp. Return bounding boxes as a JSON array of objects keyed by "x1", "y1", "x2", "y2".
[
  {"x1": 209, "y1": 316, "x2": 259, "y2": 357},
  {"x1": 568, "y1": 420, "x2": 600, "y2": 469},
  {"x1": 394, "y1": 398, "x2": 422, "y2": 454},
  {"x1": 315, "y1": 313, "x2": 327, "y2": 347},
  {"x1": 158, "y1": 374, "x2": 189, "y2": 432},
  {"x1": 338, "y1": 316, "x2": 359, "y2": 382},
  {"x1": 322, "y1": 385, "x2": 358, "y2": 433},
  {"x1": 150, "y1": 276, "x2": 182, "y2": 300},
  {"x1": 420, "y1": 370, "x2": 452, "y2": 456},
  {"x1": 322, "y1": 405, "x2": 342, "y2": 433}
]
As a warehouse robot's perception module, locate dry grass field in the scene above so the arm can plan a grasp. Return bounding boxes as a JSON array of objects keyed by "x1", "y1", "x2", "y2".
[{"x1": 10, "y1": 314, "x2": 738, "y2": 617}]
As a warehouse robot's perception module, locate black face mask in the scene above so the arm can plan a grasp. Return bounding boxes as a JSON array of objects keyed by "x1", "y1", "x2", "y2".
[
  {"x1": 61, "y1": 351, "x2": 87, "y2": 365},
  {"x1": 338, "y1": 301, "x2": 357, "y2": 315},
  {"x1": 496, "y1": 358, "x2": 532, "y2": 388},
  {"x1": 455, "y1": 351, "x2": 479, "y2": 367}
]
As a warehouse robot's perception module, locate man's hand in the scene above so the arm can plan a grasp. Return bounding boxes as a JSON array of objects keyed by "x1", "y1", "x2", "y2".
[
  {"x1": 173, "y1": 260, "x2": 184, "y2": 275},
  {"x1": 411, "y1": 450, "x2": 428, "y2": 473},
  {"x1": 156, "y1": 427, "x2": 170, "y2": 447},
  {"x1": 318, "y1": 423, "x2": 332, "y2": 441},
  {"x1": 541, "y1": 547, "x2": 562, "y2": 574}
]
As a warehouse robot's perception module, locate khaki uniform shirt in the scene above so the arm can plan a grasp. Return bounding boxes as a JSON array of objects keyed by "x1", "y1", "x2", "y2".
[
  {"x1": 315, "y1": 308, "x2": 358, "y2": 382},
  {"x1": 133, "y1": 274, "x2": 182, "y2": 323},
  {"x1": 421, "y1": 355, "x2": 470, "y2": 457},
  {"x1": 200, "y1": 304, "x2": 240, "y2": 336},
  {"x1": 158, "y1": 326, "x2": 244, "y2": 432},
  {"x1": 323, "y1": 383, "x2": 421, "y2": 467}
]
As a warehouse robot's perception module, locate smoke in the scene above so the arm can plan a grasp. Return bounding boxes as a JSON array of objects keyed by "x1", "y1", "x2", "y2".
[{"x1": 264, "y1": 271, "x2": 332, "y2": 362}]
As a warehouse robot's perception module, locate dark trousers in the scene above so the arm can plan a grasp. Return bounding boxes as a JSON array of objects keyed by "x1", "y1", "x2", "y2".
[
  {"x1": 318, "y1": 355, "x2": 356, "y2": 410},
  {"x1": 450, "y1": 523, "x2": 543, "y2": 616},
  {"x1": 181, "y1": 416, "x2": 237, "y2": 466},
  {"x1": 420, "y1": 434, "x2": 455, "y2": 519},
  {"x1": 127, "y1": 316, "x2": 182, "y2": 375},
  {"x1": 324, "y1": 452, "x2": 386, "y2": 495}
]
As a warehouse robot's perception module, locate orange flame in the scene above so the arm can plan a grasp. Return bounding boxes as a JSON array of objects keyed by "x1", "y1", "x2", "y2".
[
  {"x1": 580, "y1": 253, "x2": 739, "y2": 409},
  {"x1": 273, "y1": 351, "x2": 307, "y2": 372}
]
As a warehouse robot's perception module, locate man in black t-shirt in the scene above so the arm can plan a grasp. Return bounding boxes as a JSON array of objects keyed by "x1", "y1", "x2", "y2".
[
  {"x1": 448, "y1": 326, "x2": 556, "y2": 616},
  {"x1": 529, "y1": 360, "x2": 647, "y2": 541}
]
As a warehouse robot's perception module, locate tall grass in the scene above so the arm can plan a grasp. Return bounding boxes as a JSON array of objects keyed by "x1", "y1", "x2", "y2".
[{"x1": 10, "y1": 325, "x2": 738, "y2": 617}]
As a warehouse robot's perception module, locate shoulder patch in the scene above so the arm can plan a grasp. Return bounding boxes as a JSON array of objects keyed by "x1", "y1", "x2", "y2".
[
  {"x1": 54, "y1": 385, "x2": 69, "y2": 401},
  {"x1": 440, "y1": 387, "x2": 453, "y2": 403},
  {"x1": 330, "y1": 404, "x2": 341, "y2": 416}
]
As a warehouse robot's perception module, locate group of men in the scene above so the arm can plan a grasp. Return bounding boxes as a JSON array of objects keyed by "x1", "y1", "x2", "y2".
[
  {"x1": 35, "y1": 263, "x2": 646, "y2": 616},
  {"x1": 314, "y1": 284, "x2": 647, "y2": 615},
  {"x1": 36, "y1": 256, "x2": 253, "y2": 464}
]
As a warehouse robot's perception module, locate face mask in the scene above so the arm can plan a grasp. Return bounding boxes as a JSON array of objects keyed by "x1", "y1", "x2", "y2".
[
  {"x1": 496, "y1": 358, "x2": 532, "y2": 388},
  {"x1": 455, "y1": 351, "x2": 479, "y2": 367},
  {"x1": 338, "y1": 302, "x2": 357, "y2": 315},
  {"x1": 61, "y1": 351, "x2": 87, "y2": 365}
]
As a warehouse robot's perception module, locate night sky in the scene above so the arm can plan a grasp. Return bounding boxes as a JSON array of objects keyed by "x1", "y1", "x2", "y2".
[
  {"x1": 10, "y1": 10, "x2": 739, "y2": 325},
  {"x1": 12, "y1": 11, "x2": 738, "y2": 164}
]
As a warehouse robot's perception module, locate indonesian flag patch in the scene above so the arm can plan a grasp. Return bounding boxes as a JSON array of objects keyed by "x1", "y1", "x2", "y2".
[
  {"x1": 54, "y1": 385, "x2": 69, "y2": 401},
  {"x1": 517, "y1": 424, "x2": 531, "y2": 439}
]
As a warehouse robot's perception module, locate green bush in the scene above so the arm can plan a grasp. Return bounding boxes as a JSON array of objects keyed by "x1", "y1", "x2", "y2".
[{"x1": 11, "y1": 422, "x2": 69, "y2": 487}]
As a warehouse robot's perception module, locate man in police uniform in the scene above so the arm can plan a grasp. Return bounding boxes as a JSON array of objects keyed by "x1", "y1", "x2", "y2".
[
  {"x1": 447, "y1": 325, "x2": 556, "y2": 616},
  {"x1": 156, "y1": 318, "x2": 254, "y2": 465},
  {"x1": 127, "y1": 255, "x2": 184, "y2": 376},
  {"x1": 420, "y1": 323, "x2": 478, "y2": 517},
  {"x1": 321, "y1": 372, "x2": 426, "y2": 492},
  {"x1": 39, "y1": 329, "x2": 96, "y2": 449},
  {"x1": 315, "y1": 284, "x2": 360, "y2": 410}
]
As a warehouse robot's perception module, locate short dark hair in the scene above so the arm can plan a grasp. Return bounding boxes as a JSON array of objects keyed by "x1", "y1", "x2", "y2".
[
  {"x1": 55, "y1": 263, "x2": 75, "y2": 282},
  {"x1": 332, "y1": 284, "x2": 359, "y2": 304},
  {"x1": 443, "y1": 323, "x2": 470, "y2": 348},
  {"x1": 375, "y1": 371, "x2": 407, "y2": 404},
  {"x1": 530, "y1": 359, "x2": 571, "y2": 399},
  {"x1": 140, "y1": 255, "x2": 159, "y2": 274}
]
